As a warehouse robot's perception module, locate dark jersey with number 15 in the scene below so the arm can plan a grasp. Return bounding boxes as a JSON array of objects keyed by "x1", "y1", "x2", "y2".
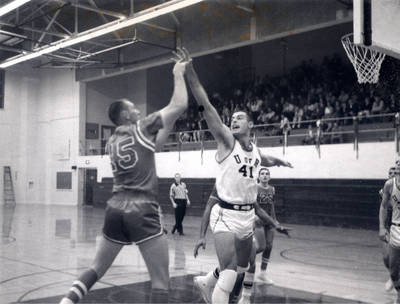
[{"x1": 106, "y1": 112, "x2": 163, "y2": 198}]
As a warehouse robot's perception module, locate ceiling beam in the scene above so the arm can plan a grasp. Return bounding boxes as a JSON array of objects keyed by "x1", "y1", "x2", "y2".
[{"x1": 0, "y1": 0, "x2": 205, "y2": 68}]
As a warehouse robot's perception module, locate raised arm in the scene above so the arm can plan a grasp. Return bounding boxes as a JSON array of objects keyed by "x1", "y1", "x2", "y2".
[
  {"x1": 259, "y1": 150, "x2": 293, "y2": 168},
  {"x1": 155, "y1": 51, "x2": 189, "y2": 150},
  {"x1": 185, "y1": 61, "x2": 234, "y2": 150},
  {"x1": 379, "y1": 180, "x2": 393, "y2": 242}
]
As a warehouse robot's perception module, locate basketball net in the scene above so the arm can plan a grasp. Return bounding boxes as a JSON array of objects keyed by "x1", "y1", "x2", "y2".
[{"x1": 341, "y1": 33, "x2": 386, "y2": 84}]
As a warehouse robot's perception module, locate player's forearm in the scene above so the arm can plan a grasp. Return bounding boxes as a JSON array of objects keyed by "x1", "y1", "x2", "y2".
[
  {"x1": 170, "y1": 197, "x2": 175, "y2": 205},
  {"x1": 186, "y1": 64, "x2": 230, "y2": 143},
  {"x1": 379, "y1": 203, "x2": 388, "y2": 231},
  {"x1": 255, "y1": 204, "x2": 277, "y2": 228},
  {"x1": 261, "y1": 154, "x2": 286, "y2": 167},
  {"x1": 162, "y1": 74, "x2": 188, "y2": 128},
  {"x1": 199, "y1": 201, "x2": 216, "y2": 238}
]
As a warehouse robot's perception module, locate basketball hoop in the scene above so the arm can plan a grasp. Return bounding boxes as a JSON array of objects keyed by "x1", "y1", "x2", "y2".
[{"x1": 341, "y1": 33, "x2": 386, "y2": 84}]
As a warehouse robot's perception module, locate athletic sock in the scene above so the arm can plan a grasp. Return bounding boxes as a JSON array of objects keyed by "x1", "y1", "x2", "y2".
[
  {"x1": 60, "y1": 268, "x2": 98, "y2": 303},
  {"x1": 260, "y1": 257, "x2": 269, "y2": 271}
]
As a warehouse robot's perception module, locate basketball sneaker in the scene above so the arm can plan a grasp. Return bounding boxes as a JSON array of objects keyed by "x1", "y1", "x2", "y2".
[
  {"x1": 193, "y1": 275, "x2": 213, "y2": 303},
  {"x1": 257, "y1": 271, "x2": 274, "y2": 285},
  {"x1": 386, "y1": 278, "x2": 394, "y2": 292}
]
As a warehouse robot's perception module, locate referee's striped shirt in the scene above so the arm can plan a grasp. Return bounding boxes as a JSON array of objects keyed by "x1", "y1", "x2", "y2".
[{"x1": 170, "y1": 182, "x2": 188, "y2": 200}]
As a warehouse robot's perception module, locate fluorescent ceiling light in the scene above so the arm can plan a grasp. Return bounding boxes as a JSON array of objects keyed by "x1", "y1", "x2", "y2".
[
  {"x1": 0, "y1": 0, "x2": 32, "y2": 17},
  {"x1": 0, "y1": 0, "x2": 204, "y2": 68}
]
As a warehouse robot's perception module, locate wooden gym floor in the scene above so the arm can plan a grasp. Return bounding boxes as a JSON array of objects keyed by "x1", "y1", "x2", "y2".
[{"x1": 0, "y1": 204, "x2": 393, "y2": 303}]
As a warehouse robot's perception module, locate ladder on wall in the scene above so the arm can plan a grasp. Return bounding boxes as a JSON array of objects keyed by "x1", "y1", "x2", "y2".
[{"x1": 3, "y1": 166, "x2": 15, "y2": 205}]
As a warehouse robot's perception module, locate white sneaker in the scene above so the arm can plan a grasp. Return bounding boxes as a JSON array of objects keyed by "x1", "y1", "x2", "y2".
[
  {"x1": 257, "y1": 272, "x2": 274, "y2": 285},
  {"x1": 193, "y1": 275, "x2": 213, "y2": 303},
  {"x1": 237, "y1": 295, "x2": 251, "y2": 304},
  {"x1": 386, "y1": 278, "x2": 394, "y2": 292}
]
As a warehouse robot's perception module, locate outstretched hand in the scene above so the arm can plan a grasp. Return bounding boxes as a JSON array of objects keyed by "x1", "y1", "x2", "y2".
[
  {"x1": 193, "y1": 238, "x2": 206, "y2": 258},
  {"x1": 282, "y1": 161, "x2": 293, "y2": 168},
  {"x1": 276, "y1": 225, "x2": 292, "y2": 238},
  {"x1": 172, "y1": 47, "x2": 192, "y2": 76}
]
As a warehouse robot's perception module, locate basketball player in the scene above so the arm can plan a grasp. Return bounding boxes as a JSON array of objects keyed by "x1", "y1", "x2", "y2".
[
  {"x1": 382, "y1": 166, "x2": 397, "y2": 292},
  {"x1": 186, "y1": 55, "x2": 292, "y2": 304},
  {"x1": 379, "y1": 164, "x2": 400, "y2": 303},
  {"x1": 194, "y1": 169, "x2": 289, "y2": 304},
  {"x1": 255, "y1": 167, "x2": 277, "y2": 283},
  {"x1": 59, "y1": 49, "x2": 191, "y2": 304}
]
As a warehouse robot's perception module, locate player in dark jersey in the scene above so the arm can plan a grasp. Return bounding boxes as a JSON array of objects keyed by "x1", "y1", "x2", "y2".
[
  {"x1": 254, "y1": 167, "x2": 277, "y2": 284},
  {"x1": 60, "y1": 49, "x2": 191, "y2": 304},
  {"x1": 382, "y1": 166, "x2": 397, "y2": 292}
]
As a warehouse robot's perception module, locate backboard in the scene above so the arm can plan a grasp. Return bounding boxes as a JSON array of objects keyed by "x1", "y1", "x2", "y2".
[{"x1": 353, "y1": 0, "x2": 400, "y2": 59}]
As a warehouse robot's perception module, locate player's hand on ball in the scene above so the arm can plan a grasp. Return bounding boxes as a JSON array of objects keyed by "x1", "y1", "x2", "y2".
[
  {"x1": 276, "y1": 225, "x2": 292, "y2": 238},
  {"x1": 194, "y1": 238, "x2": 206, "y2": 258},
  {"x1": 379, "y1": 228, "x2": 389, "y2": 243}
]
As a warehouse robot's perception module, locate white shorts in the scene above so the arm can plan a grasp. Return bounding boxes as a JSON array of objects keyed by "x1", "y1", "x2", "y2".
[
  {"x1": 209, "y1": 203, "x2": 255, "y2": 240},
  {"x1": 390, "y1": 225, "x2": 400, "y2": 248}
]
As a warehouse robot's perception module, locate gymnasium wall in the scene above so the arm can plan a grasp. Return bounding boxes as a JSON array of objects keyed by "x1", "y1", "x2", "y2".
[
  {"x1": 85, "y1": 70, "x2": 147, "y2": 152},
  {"x1": 78, "y1": 141, "x2": 396, "y2": 181},
  {"x1": 0, "y1": 64, "x2": 82, "y2": 205},
  {"x1": 251, "y1": 22, "x2": 352, "y2": 78}
]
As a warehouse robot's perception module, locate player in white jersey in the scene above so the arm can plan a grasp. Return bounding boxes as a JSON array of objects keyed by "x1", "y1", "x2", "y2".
[
  {"x1": 185, "y1": 53, "x2": 292, "y2": 304},
  {"x1": 381, "y1": 167, "x2": 397, "y2": 292},
  {"x1": 379, "y1": 163, "x2": 400, "y2": 303}
]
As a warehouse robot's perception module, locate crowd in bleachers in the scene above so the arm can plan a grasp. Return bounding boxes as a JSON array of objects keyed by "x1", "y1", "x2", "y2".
[{"x1": 174, "y1": 54, "x2": 399, "y2": 143}]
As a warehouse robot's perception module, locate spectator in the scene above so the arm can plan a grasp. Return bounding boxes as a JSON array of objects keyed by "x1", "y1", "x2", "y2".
[
  {"x1": 302, "y1": 125, "x2": 315, "y2": 145},
  {"x1": 280, "y1": 115, "x2": 292, "y2": 136},
  {"x1": 371, "y1": 96, "x2": 384, "y2": 115},
  {"x1": 330, "y1": 122, "x2": 343, "y2": 143},
  {"x1": 358, "y1": 97, "x2": 372, "y2": 121},
  {"x1": 248, "y1": 97, "x2": 263, "y2": 122},
  {"x1": 292, "y1": 106, "x2": 304, "y2": 128}
]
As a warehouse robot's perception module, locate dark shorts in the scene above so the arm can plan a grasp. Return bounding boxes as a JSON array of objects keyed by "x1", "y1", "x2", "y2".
[{"x1": 102, "y1": 191, "x2": 163, "y2": 245}]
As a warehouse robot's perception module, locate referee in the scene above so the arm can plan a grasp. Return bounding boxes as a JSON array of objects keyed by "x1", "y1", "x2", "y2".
[{"x1": 170, "y1": 173, "x2": 190, "y2": 235}]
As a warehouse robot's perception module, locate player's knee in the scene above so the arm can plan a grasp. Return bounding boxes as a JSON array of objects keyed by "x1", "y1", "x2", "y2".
[{"x1": 216, "y1": 269, "x2": 238, "y2": 293}]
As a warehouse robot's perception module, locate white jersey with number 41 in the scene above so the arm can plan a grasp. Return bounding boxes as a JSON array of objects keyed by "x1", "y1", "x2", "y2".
[{"x1": 215, "y1": 140, "x2": 262, "y2": 205}]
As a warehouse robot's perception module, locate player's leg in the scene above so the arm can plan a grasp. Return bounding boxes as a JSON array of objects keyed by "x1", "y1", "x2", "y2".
[
  {"x1": 179, "y1": 201, "x2": 187, "y2": 235},
  {"x1": 212, "y1": 232, "x2": 238, "y2": 304},
  {"x1": 389, "y1": 244, "x2": 400, "y2": 302},
  {"x1": 383, "y1": 241, "x2": 394, "y2": 291},
  {"x1": 258, "y1": 227, "x2": 275, "y2": 284},
  {"x1": 172, "y1": 201, "x2": 178, "y2": 234},
  {"x1": 237, "y1": 238, "x2": 257, "y2": 304},
  {"x1": 60, "y1": 236, "x2": 123, "y2": 304},
  {"x1": 138, "y1": 234, "x2": 170, "y2": 302}
]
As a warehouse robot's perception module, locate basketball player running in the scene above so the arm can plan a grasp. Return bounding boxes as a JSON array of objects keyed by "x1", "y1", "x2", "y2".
[
  {"x1": 379, "y1": 163, "x2": 400, "y2": 303},
  {"x1": 186, "y1": 54, "x2": 292, "y2": 304},
  {"x1": 255, "y1": 167, "x2": 278, "y2": 283},
  {"x1": 60, "y1": 49, "x2": 190, "y2": 304},
  {"x1": 381, "y1": 166, "x2": 397, "y2": 292},
  {"x1": 194, "y1": 168, "x2": 289, "y2": 304}
]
